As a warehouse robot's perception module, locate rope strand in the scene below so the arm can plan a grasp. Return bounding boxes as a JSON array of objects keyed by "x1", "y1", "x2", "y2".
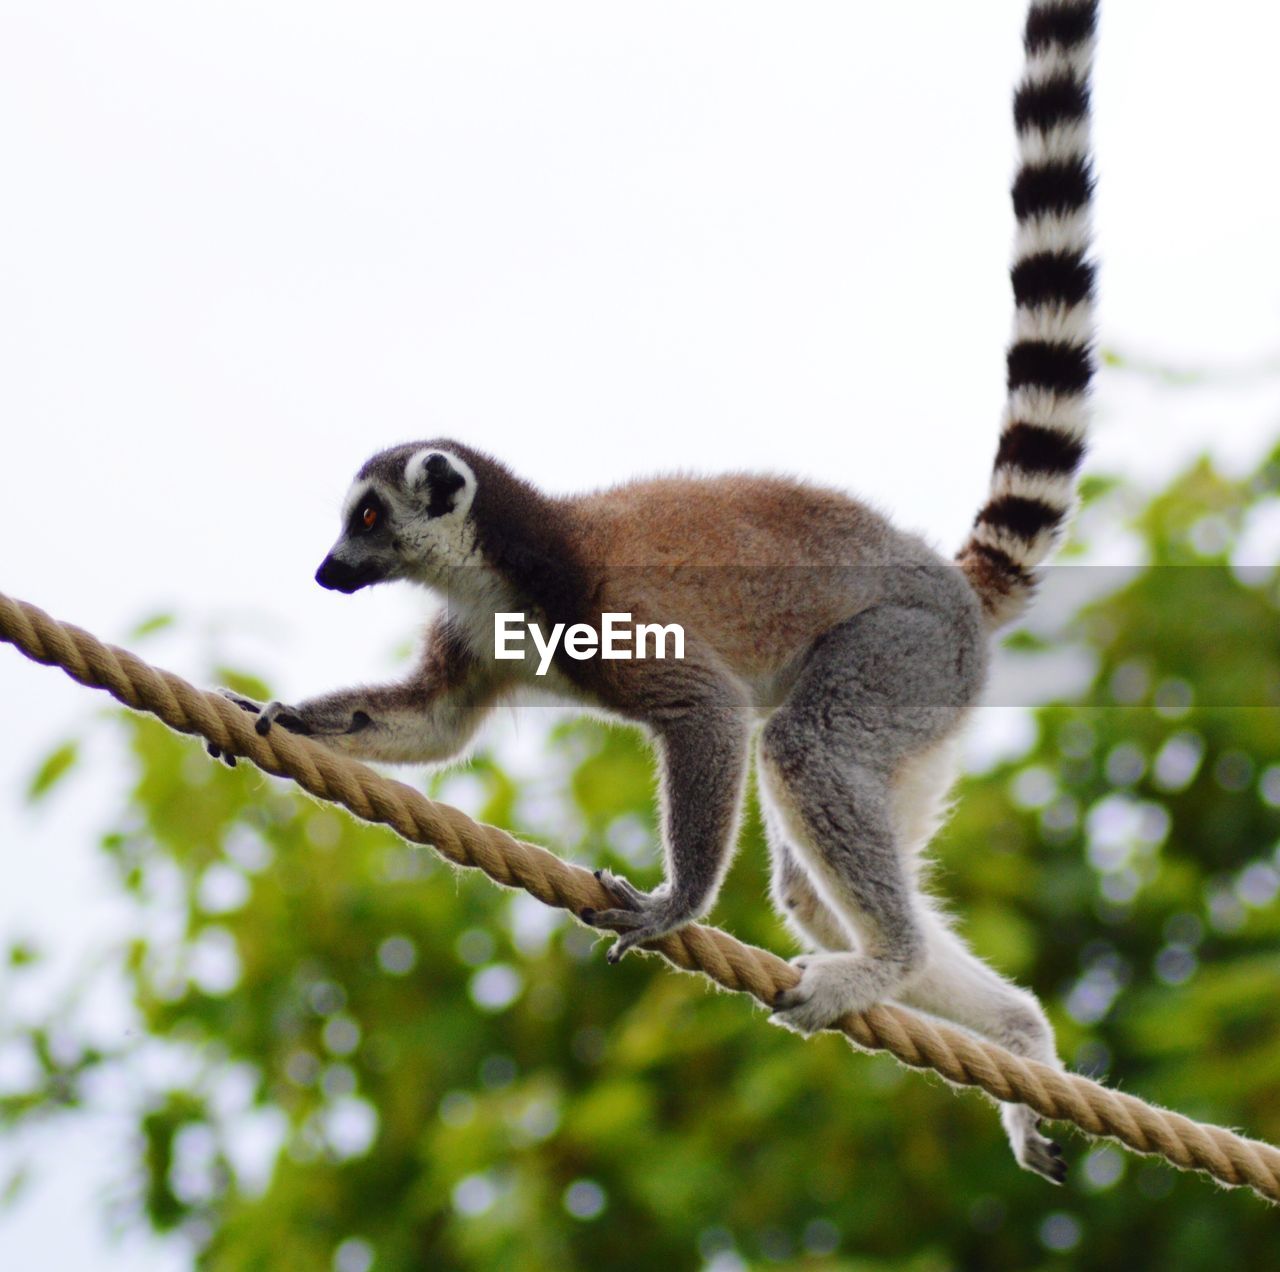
[{"x1": 2, "y1": 589, "x2": 1278, "y2": 1202}]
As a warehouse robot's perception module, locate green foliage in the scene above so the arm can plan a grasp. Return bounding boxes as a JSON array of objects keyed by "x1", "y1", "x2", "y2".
[
  {"x1": 25, "y1": 740, "x2": 78, "y2": 803},
  {"x1": 130, "y1": 612, "x2": 178, "y2": 641},
  {"x1": 6, "y1": 449, "x2": 1280, "y2": 1268}
]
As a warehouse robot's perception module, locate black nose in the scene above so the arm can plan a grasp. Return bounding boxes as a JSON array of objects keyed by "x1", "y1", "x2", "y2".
[{"x1": 315, "y1": 555, "x2": 369, "y2": 593}]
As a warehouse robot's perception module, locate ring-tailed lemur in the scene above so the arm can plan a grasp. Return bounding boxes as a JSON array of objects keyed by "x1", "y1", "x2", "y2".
[{"x1": 217, "y1": 0, "x2": 1096, "y2": 1182}]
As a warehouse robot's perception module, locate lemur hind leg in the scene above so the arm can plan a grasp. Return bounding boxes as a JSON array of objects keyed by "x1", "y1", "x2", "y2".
[
  {"x1": 763, "y1": 735, "x2": 960, "y2": 955},
  {"x1": 762, "y1": 799, "x2": 855, "y2": 953},
  {"x1": 896, "y1": 910, "x2": 1067, "y2": 1182},
  {"x1": 759, "y1": 602, "x2": 1065, "y2": 1181},
  {"x1": 760, "y1": 602, "x2": 980, "y2": 1035}
]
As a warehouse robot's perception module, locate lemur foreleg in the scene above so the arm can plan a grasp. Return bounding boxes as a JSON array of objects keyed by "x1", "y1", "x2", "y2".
[
  {"x1": 210, "y1": 617, "x2": 503, "y2": 766},
  {"x1": 582, "y1": 663, "x2": 751, "y2": 962}
]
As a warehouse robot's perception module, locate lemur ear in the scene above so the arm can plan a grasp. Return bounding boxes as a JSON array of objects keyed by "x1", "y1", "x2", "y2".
[{"x1": 413, "y1": 451, "x2": 467, "y2": 518}]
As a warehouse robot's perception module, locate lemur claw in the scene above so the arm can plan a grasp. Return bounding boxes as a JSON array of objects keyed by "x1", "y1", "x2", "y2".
[{"x1": 205, "y1": 740, "x2": 236, "y2": 767}]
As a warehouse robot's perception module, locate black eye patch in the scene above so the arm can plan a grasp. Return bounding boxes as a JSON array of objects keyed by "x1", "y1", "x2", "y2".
[{"x1": 423, "y1": 453, "x2": 466, "y2": 518}]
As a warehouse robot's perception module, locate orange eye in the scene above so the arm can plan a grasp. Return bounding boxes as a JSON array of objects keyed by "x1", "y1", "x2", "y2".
[{"x1": 362, "y1": 505, "x2": 378, "y2": 530}]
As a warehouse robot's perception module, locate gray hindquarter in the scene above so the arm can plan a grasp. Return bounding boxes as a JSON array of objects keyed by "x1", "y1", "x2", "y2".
[{"x1": 757, "y1": 599, "x2": 985, "y2": 962}]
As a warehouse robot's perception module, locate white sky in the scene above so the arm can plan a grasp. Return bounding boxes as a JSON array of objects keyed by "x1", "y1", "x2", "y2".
[{"x1": 2, "y1": 2, "x2": 1280, "y2": 1265}]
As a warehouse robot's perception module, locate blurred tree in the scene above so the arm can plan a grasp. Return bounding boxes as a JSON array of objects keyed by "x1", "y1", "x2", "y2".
[{"x1": 4, "y1": 446, "x2": 1280, "y2": 1270}]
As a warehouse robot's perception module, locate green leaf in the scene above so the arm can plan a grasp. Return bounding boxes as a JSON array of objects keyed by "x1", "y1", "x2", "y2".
[
  {"x1": 7, "y1": 942, "x2": 39, "y2": 969},
  {"x1": 1078, "y1": 474, "x2": 1122, "y2": 506},
  {"x1": 1000, "y1": 629, "x2": 1051, "y2": 653},
  {"x1": 0, "y1": 1164, "x2": 29, "y2": 1211},
  {"x1": 25, "y1": 741, "x2": 78, "y2": 802},
  {"x1": 129, "y1": 612, "x2": 176, "y2": 640}
]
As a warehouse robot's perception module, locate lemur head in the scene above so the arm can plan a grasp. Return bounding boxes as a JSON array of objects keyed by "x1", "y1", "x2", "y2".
[{"x1": 316, "y1": 441, "x2": 480, "y2": 593}]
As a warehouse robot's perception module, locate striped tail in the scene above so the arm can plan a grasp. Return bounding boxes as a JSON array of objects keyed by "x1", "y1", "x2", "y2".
[{"x1": 958, "y1": 0, "x2": 1098, "y2": 629}]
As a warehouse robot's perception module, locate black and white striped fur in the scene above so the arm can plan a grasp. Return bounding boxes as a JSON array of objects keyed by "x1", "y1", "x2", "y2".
[{"x1": 959, "y1": 0, "x2": 1097, "y2": 629}]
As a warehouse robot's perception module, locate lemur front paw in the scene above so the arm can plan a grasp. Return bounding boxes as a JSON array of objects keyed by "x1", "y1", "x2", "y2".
[
  {"x1": 206, "y1": 690, "x2": 319, "y2": 766},
  {"x1": 206, "y1": 689, "x2": 265, "y2": 766},
  {"x1": 770, "y1": 952, "x2": 899, "y2": 1036},
  {"x1": 580, "y1": 870, "x2": 695, "y2": 964}
]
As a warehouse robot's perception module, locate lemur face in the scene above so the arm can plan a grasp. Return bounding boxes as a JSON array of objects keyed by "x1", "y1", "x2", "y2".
[{"x1": 316, "y1": 445, "x2": 479, "y2": 593}]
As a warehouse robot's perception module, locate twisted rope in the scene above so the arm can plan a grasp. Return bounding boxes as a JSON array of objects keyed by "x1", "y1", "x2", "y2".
[{"x1": 2, "y1": 590, "x2": 1278, "y2": 1203}]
